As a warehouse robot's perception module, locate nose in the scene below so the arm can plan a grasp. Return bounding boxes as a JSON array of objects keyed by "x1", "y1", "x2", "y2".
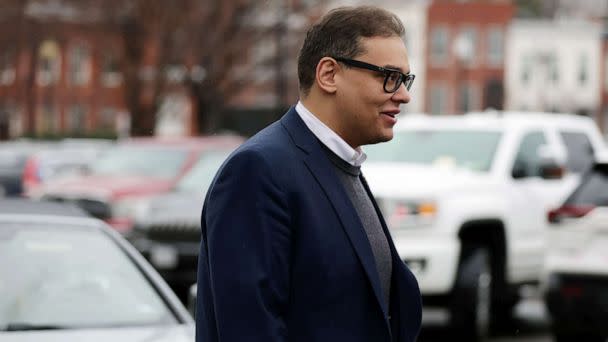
[{"x1": 391, "y1": 82, "x2": 411, "y2": 104}]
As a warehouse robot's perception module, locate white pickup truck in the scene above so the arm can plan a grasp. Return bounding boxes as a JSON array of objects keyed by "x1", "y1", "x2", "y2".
[{"x1": 362, "y1": 111, "x2": 606, "y2": 341}]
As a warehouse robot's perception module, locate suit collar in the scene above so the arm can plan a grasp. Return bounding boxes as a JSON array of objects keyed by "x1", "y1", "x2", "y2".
[
  {"x1": 280, "y1": 106, "x2": 315, "y2": 154},
  {"x1": 281, "y1": 107, "x2": 392, "y2": 329}
]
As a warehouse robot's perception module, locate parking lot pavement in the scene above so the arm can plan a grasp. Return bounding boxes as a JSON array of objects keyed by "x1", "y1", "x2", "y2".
[{"x1": 419, "y1": 296, "x2": 553, "y2": 342}]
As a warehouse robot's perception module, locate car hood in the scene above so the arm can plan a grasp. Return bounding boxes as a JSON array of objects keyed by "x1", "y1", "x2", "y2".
[
  {"x1": 139, "y1": 191, "x2": 204, "y2": 226},
  {"x1": 1, "y1": 324, "x2": 194, "y2": 342},
  {"x1": 38, "y1": 175, "x2": 175, "y2": 200},
  {"x1": 362, "y1": 162, "x2": 494, "y2": 198}
]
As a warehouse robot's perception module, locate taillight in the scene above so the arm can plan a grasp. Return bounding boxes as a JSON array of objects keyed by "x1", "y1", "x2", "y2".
[
  {"x1": 547, "y1": 205, "x2": 595, "y2": 224},
  {"x1": 22, "y1": 157, "x2": 41, "y2": 191}
]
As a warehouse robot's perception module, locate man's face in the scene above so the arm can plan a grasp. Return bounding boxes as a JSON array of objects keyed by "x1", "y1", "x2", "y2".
[{"x1": 334, "y1": 36, "x2": 411, "y2": 147}]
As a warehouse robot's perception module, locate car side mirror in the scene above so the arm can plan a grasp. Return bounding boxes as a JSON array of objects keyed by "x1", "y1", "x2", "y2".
[
  {"x1": 188, "y1": 283, "x2": 197, "y2": 318},
  {"x1": 539, "y1": 159, "x2": 564, "y2": 180},
  {"x1": 512, "y1": 160, "x2": 528, "y2": 179}
]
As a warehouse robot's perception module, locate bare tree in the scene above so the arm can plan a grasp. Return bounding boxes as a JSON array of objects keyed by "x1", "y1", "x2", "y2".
[
  {"x1": 100, "y1": 0, "x2": 284, "y2": 135},
  {"x1": 2, "y1": 0, "x2": 319, "y2": 137}
]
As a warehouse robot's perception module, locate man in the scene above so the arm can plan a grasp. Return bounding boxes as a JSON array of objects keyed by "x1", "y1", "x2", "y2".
[{"x1": 196, "y1": 5, "x2": 421, "y2": 342}]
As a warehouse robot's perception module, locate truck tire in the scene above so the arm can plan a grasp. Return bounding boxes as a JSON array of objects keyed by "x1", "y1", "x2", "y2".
[{"x1": 450, "y1": 247, "x2": 492, "y2": 342}]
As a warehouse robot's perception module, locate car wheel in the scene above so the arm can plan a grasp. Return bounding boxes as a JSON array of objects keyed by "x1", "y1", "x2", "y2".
[{"x1": 450, "y1": 247, "x2": 492, "y2": 342}]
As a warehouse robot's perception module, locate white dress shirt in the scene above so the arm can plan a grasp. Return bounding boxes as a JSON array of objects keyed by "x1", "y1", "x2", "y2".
[{"x1": 295, "y1": 101, "x2": 367, "y2": 167}]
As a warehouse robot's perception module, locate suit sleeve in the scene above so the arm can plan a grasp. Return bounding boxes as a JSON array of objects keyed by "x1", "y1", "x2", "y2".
[{"x1": 202, "y1": 149, "x2": 291, "y2": 341}]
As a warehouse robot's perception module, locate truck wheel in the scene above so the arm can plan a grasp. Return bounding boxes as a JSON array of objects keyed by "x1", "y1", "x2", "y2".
[{"x1": 450, "y1": 247, "x2": 492, "y2": 342}]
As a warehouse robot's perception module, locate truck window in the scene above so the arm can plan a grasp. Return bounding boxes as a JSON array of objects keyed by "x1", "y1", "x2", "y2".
[
  {"x1": 512, "y1": 131, "x2": 546, "y2": 178},
  {"x1": 559, "y1": 131, "x2": 594, "y2": 174}
]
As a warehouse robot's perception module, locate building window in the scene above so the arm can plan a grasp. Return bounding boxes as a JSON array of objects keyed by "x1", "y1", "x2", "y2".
[
  {"x1": 486, "y1": 26, "x2": 504, "y2": 66},
  {"x1": 67, "y1": 104, "x2": 87, "y2": 133},
  {"x1": 37, "y1": 40, "x2": 61, "y2": 86},
  {"x1": 455, "y1": 26, "x2": 477, "y2": 66},
  {"x1": 429, "y1": 83, "x2": 448, "y2": 115},
  {"x1": 542, "y1": 53, "x2": 559, "y2": 84},
  {"x1": 101, "y1": 52, "x2": 122, "y2": 87},
  {"x1": 430, "y1": 26, "x2": 449, "y2": 66},
  {"x1": 458, "y1": 83, "x2": 478, "y2": 113},
  {"x1": 0, "y1": 49, "x2": 16, "y2": 85},
  {"x1": 68, "y1": 44, "x2": 91, "y2": 86},
  {"x1": 99, "y1": 107, "x2": 116, "y2": 130},
  {"x1": 37, "y1": 103, "x2": 58, "y2": 134},
  {"x1": 521, "y1": 54, "x2": 532, "y2": 86},
  {"x1": 578, "y1": 53, "x2": 588, "y2": 86}
]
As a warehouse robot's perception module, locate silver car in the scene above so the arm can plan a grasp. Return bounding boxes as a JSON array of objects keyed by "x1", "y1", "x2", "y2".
[{"x1": 0, "y1": 199, "x2": 194, "y2": 342}]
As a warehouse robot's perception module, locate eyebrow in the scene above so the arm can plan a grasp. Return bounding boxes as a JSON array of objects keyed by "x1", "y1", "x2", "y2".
[{"x1": 384, "y1": 64, "x2": 410, "y2": 74}]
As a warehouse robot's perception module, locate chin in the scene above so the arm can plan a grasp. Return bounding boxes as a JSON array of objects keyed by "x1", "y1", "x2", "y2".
[
  {"x1": 368, "y1": 133, "x2": 393, "y2": 145},
  {"x1": 380, "y1": 130, "x2": 394, "y2": 142}
]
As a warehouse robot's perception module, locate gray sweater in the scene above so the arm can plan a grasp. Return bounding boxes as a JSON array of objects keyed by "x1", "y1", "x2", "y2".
[{"x1": 322, "y1": 145, "x2": 393, "y2": 309}]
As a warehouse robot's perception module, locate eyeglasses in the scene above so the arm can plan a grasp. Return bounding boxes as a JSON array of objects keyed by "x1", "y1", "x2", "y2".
[{"x1": 334, "y1": 57, "x2": 415, "y2": 93}]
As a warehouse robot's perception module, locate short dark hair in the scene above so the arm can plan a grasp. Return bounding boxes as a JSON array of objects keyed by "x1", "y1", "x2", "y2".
[{"x1": 297, "y1": 6, "x2": 405, "y2": 96}]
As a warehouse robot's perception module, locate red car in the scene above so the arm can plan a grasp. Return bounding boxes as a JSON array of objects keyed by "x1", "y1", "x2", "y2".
[{"x1": 31, "y1": 136, "x2": 243, "y2": 233}]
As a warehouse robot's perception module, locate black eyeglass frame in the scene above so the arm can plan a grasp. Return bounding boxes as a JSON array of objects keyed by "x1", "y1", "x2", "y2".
[{"x1": 334, "y1": 57, "x2": 415, "y2": 93}]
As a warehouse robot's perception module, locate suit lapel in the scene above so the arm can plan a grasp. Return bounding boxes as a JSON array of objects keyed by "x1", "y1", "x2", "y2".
[{"x1": 281, "y1": 108, "x2": 390, "y2": 321}]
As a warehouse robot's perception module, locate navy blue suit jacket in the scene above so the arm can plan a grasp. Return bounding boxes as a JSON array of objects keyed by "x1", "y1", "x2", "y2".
[{"x1": 196, "y1": 107, "x2": 422, "y2": 342}]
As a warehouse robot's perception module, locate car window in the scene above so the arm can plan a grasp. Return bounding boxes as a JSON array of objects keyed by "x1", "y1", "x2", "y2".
[
  {"x1": 0, "y1": 151, "x2": 27, "y2": 171},
  {"x1": 365, "y1": 129, "x2": 502, "y2": 172},
  {"x1": 559, "y1": 131, "x2": 594, "y2": 173},
  {"x1": 511, "y1": 131, "x2": 546, "y2": 178},
  {"x1": 564, "y1": 164, "x2": 608, "y2": 206},
  {"x1": 174, "y1": 149, "x2": 233, "y2": 193},
  {"x1": 90, "y1": 146, "x2": 188, "y2": 179},
  {"x1": 0, "y1": 224, "x2": 176, "y2": 329}
]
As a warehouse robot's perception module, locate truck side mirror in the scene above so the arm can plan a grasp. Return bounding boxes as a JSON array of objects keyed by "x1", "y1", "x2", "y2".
[{"x1": 539, "y1": 159, "x2": 564, "y2": 180}]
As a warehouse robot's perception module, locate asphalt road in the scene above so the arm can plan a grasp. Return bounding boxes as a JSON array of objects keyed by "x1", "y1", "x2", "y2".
[{"x1": 418, "y1": 295, "x2": 553, "y2": 342}]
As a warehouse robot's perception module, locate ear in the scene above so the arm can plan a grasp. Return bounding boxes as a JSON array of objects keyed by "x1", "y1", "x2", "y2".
[{"x1": 315, "y1": 57, "x2": 339, "y2": 95}]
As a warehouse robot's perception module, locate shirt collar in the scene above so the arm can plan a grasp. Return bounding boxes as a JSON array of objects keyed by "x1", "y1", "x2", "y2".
[{"x1": 295, "y1": 101, "x2": 367, "y2": 167}]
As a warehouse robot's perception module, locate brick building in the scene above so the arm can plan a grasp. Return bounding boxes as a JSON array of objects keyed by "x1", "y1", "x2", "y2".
[
  {"x1": 0, "y1": 2, "x2": 129, "y2": 140},
  {"x1": 425, "y1": 0, "x2": 515, "y2": 115},
  {"x1": 0, "y1": 0, "x2": 323, "y2": 140}
]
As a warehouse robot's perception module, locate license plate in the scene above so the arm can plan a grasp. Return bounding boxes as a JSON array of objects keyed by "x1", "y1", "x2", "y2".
[{"x1": 150, "y1": 244, "x2": 178, "y2": 269}]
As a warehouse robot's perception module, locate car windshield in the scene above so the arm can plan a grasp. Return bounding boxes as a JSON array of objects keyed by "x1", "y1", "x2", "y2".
[
  {"x1": 174, "y1": 149, "x2": 233, "y2": 193},
  {"x1": 90, "y1": 146, "x2": 188, "y2": 179},
  {"x1": 365, "y1": 129, "x2": 503, "y2": 172},
  {"x1": 0, "y1": 223, "x2": 177, "y2": 330},
  {"x1": 565, "y1": 164, "x2": 608, "y2": 206}
]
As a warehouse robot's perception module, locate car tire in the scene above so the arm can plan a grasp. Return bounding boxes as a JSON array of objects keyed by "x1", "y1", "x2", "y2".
[{"x1": 450, "y1": 247, "x2": 492, "y2": 342}]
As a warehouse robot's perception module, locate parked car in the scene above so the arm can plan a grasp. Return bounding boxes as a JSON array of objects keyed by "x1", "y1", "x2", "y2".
[
  {"x1": 22, "y1": 139, "x2": 114, "y2": 196},
  {"x1": 31, "y1": 135, "x2": 243, "y2": 233},
  {"x1": 543, "y1": 159, "x2": 608, "y2": 342},
  {"x1": 127, "y1": 146, "x2": 236, "y2": 300},
  {"x1": 362, "y1": 111, "x2": 606, "y2": 340},
  {"x1": 0, "y1": 199, "x2": 194, "y2": 341}
]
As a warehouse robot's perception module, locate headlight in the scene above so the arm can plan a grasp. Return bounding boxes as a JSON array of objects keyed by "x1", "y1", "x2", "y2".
[{"x1": 379, "y1": 198, "x2": 438, "y2": 229}]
